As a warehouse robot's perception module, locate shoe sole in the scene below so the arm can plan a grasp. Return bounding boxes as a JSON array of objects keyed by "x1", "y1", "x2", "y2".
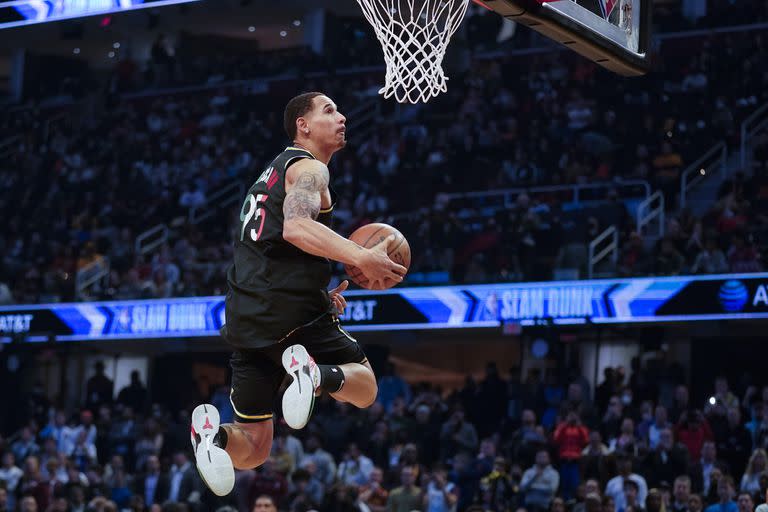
[
  {"x1": 281, "y1": 344, "x2": 315, "y2": 430},
  {"x1": 191, "y1": 404, "x2": 235, "y2": 496}
]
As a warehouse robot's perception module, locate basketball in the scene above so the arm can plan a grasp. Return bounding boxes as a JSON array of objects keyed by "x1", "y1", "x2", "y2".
[{"x1": 345, "y1": 223, "x2": 411, "y2": 290}]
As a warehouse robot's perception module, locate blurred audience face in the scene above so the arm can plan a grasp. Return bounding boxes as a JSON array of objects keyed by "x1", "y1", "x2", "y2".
[
  {"x1": 585, "y1": 479, "x2": 600, "y2": 496},
  {"x1": 401, "y1": 466, "x2": 416, "y2": 487},
  {"x1": 688, "y1": 495, "x2": 703, "y2": 512},
  {"x1": 146, "y1": 455, "x2": 160, "y2": 473},
  {"x1": 717, "y1": 479, "x2": 734, "y2": 502},
  {"x1": 674, "y1": 477, "x2": 691, "y2": 503},
  {"x1": 737, "y1": 493, "x2": 753, "y2": 512},
  {"x1": 659, "y1": 428, "x2": 674, "y2": 450},
  {"x1": 551, "y1": 497, "x2": 566, "y2": 512},
  {"x1": 624, "y1": 482, "x2": 639, "y2": 505},
  {"x1": 647, "y1": 491, "x2": 662, "y2": 512},
  {"x1": 522, "y1": 410, "x2": 536, "y2": 427},
  {"x1": 535, "y1": 450, "x2": 550, "y2": 468},
  {"x1": 20, "y1": 497, "x2": 37, "y2": 512},
  {"x1": 586, "y1": 494, "x2": 602, "y2": 512},
  {"x1": 602, "y1": 496, "x2": 616, "y2": 512},
  {"x1": 252, "y1": 496, "x2": 277, "y2": 512},
  {"x1": 0, "y1": 488, "x2": 7, "y2": 509}
]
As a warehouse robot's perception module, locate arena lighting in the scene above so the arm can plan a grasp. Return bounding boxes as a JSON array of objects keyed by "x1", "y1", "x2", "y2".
[
  {"x1": 3, "y1": 274, "x2": 768, "y2": 342},
  {"x1": 0, "y1": 0, "x2": 201, "y2": 30}
]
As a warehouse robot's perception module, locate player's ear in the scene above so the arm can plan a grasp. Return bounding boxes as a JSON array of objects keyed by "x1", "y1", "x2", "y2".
[{"x1": 296, "y1": 116, "x2": 310, "y2": 136}]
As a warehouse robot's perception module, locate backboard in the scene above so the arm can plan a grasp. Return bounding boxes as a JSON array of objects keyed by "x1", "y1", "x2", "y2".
[{"x1": 475, "y1": 0, "x2": 651, "y2": 76}]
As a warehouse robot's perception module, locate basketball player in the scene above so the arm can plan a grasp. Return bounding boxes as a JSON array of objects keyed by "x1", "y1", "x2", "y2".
[{"x1": 190, "y1": 92, "x2": 407, "y2": 496}]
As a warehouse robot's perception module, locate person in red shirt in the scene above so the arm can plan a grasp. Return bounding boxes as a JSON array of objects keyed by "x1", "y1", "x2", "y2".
[
  {"x1": 554, "y1": 411, "x2": 590, "y2": 500},
  {"x1": 676, "y1": 410, "x2": 714, "y2": 461}
]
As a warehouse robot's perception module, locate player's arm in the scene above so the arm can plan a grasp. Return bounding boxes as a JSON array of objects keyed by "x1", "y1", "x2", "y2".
[{"x1": 282, "y1": 160, "x2": 405, "y2": 283}]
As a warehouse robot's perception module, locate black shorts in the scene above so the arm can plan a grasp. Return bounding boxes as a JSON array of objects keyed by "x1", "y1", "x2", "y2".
[{"x1": 228, "y1": 314, "x2": 367, "y2": 423}]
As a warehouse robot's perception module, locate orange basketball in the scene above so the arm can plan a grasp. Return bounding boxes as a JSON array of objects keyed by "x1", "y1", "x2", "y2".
[{"x1": 344, "y1": 223, "x2": 411, "y2": 290}]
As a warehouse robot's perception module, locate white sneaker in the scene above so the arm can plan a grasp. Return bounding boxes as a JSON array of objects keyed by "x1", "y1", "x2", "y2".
[
  {"x1": 281, "y1": 344, "x2": 320, "y2": 429},
  {"x1": 190, "y1": 404, "x2": 235, "y2": 496}
]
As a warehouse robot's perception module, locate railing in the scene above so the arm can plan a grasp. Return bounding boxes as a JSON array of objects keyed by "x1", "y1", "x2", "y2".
[
  {"x1": 741, "y1": 102, "x2": 768, "y2": 171},
  {"x1": 637, "y1": 190, "x2": 665, "y2": 239},
  {"x1": 190, "y1": 181, "x2": 245, "y2": 224},
  {"x1": 588, "y1": 226, "x2": 618, "y2": 279},
  {"x1": 135, "y1": 224, "x2": 169, "y2": 257},
  {"x1": 439, "y1": 180, "x2": 651, "y2": 212},
  {"x1": 680, "y1": 142, "x2": 727, "y2": 210},
  {"x1": 75, "y1": 257, "x2": 110, "y2": 300}
]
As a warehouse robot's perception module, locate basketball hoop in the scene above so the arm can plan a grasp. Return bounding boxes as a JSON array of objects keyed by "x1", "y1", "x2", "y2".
[{"x1": 355, "y1": 0, "x2": 470, "y2": 104}]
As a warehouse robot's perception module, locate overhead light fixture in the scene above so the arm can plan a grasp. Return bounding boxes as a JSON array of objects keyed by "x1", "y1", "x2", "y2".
[
  {"x1": 248, "y1": 25, "x2": 255, "y2": 32},
  {"x1": 73, "y1": 47, "x2": 81, "y2": 54},
  {"x1": 279, "y1": 30, "x2": 287, "y2": 37},
  {"x1": 108, "y1": 51, "x2": 115, "y2": 58},
  {"x1": 113, "y1": 42, "x2": 120, "y2": 49},
  {"x1": 293, "y1": 19, "x2": 301, "y2": 27}
]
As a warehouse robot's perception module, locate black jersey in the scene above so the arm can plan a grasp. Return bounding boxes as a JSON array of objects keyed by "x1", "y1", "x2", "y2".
[{"x1": 223, "y1": 146, "x2": 337, "y2": 349}]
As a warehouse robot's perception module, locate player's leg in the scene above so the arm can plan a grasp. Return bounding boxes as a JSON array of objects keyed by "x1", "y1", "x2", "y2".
[
  {"x1": 329, "y1": 359, "x2": 377, "y2": 408},
  {"x1": 191, "y1": 347, "x2": 282, "y2": 496},
  {"x1": 281, "y1": 315, "x2": 377, "y2": 430}
]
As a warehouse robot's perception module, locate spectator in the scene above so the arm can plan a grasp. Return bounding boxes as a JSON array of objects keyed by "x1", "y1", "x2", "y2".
[
  {"x1": 248, "y1": 459, "x2": 287, "y2": 507},
  {"x1": 575, "y1": 480, "x2": 603, "y2": 512},
  {"x1": 691, "y1": 239, "x2": 728, "y2": 274},
  {"x1": 671, "y1": 476, "x2": 692, "y2": 512},
  {"x1": 605, "y1": 457, "x2": 648, "y2": 512},
  {"x1": 337, "y1": 443, "x2": 374, "y2": 487},
  {"x1": 689, "y1": 494, "x2": 704, "y2": 512},
  {"x1": 11, "y1": 427, "x2": 40, "y2": 463},
  {"x1": 117, "y1": 371, "x2": 148, "y2": 414},
  {"x1": 739, "y1": 449, "x2": 767, "y2": 495},
  {"x1": 252, "y1": 495, "x2": 278, "y2": 512},
  {"x1": 134, "y1": 455, "x2": 168, "y2": 508},
  {"x1": 691, "y1": 441, "x2": 720, "y2": 495},
  {"x1": 422, "y1": 466, "x2": 459, "y2": 512},
  {"x1": 440, "y1": 409, "x2": 479, "y2": 460},
  {"x1": 0, "y1": 452, "x2": 23, "y2": 506},
  {"x1": 646, "y1": 489, "x2": 666, "y2": 512},
  {"x1": 677, "y1": 411, "x2": 714, "y2": 461},
  {"x1": 521, "y1": 449, "x2": 560, "y2": 512},
  {"x1": 624, "y1": 479, "x2": 645, "y2": 512},
  {"x1": 0, "y1": 488, "x2": 7, "y2": 512},
  {"x1": 85, "y1": 362, "x2": 114, "y2": 411},
  {"x1": 736, "y1": 493, "x2": 753, "y2": 512},
  {"x1": 755, "y1": 489, "x2": 768, "y2": 512},
  {"x1": 718, "y1": 408, "x2": 751, "y2": 479},
  {"x1": 649, "y1": 406, "x2": 673, "y2": 450},
  {"x1": 300, "y1": 434, "x2": 337, "y2": 488},
  {"x1": 479, "y1": 457, "x2": 518, "y2": 512},
  {"x1": 386, "y1": 466, "x2": 422, "y2": 512},
  {"x1": 553, "y1": 411, "x2": 589, "y2": 499},
  {"x1": 704, "y1": 476, "x2": 737, "y2": 512},
  {"x1": 358, "y1": 467, "x2": 388, "y2": 512},
  {"x1": 167, "y1": 452, "x2": 199, "y2": 504},
  {"x1": 644, "y1": 428, "x2": 690, "y2": 488}
]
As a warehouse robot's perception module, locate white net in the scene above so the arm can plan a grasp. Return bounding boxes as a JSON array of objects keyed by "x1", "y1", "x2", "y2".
[{"x1": 355, "y1": 0, "x2": 470, "y2": 104}]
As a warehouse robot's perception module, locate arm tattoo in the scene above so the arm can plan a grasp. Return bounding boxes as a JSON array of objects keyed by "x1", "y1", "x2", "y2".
[
  {"x1": 284, "y1": 188, "x2": 321, "y2": 221},
  {"x1": 284, "y1": 168, "x2": 327, "y2": 221}
]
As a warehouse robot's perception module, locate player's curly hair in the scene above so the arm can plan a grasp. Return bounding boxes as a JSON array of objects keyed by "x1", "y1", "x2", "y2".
[{"x1": 284, "y1": 91, "x2": 324, "y2": 140}]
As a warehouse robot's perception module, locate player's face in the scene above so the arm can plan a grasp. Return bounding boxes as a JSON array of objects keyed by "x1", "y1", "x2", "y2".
[{"x1": 307, "y1": 95, "x2": 346, "y2": 149}]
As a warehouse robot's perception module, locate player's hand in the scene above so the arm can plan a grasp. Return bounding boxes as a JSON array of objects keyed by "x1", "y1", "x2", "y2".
[
  {"x1": 356, "y1": 235, "x2": 407, "y2": 290},
  {"x1": 329, "y1": 280, "x2": 348, "y2": 316}
]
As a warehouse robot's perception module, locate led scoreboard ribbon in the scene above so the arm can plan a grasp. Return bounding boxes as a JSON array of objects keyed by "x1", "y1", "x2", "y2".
[
  {"x1": 0, "y1": 1, "x2": 201, "y2": 30},
  {"x1": 2, "y1": 273, "x2": 768, "y2": 342}
]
